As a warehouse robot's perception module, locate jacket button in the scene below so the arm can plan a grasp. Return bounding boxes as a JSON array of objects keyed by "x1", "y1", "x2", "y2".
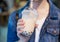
[{"x1": 53, "y1": 30, "x2": 56, "y2": 34}]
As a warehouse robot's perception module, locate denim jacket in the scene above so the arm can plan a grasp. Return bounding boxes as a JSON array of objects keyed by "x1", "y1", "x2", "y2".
[{"x1": 7, "y1": 0, "x2": 60, "y2": 42}]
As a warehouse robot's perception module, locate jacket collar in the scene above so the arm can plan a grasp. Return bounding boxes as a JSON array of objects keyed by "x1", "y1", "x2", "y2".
[
  {"x1": 39, "y1": 0, "x2": 60, "y2": 42},
  {"x1": 49, "y1": 0, "x2": 60, "y2": 18},
  {"x1": 40, "y1": 0, "x2": 60, "y2": 37}
]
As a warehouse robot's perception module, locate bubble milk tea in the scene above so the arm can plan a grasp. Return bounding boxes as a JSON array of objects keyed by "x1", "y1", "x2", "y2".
[{"x1": 21, "y1": 9, "x2": 38, "y2": 37}]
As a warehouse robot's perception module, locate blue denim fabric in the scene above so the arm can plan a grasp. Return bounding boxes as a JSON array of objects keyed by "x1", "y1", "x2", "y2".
[{"x1": 7, "y1": 0, "x2": 60, "y2": 42}]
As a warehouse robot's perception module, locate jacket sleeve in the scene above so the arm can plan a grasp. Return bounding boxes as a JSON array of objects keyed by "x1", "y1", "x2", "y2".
[
  {"x1": 7, "y1": 1, "x2": 30, "y2": 42},
  {"x1": 7, "y1": 11, "x2": 19, "y2": 42}
]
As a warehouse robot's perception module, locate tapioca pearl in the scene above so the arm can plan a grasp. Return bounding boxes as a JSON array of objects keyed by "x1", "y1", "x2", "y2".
[
  {"x1": 21, "y1": 32, "x2": 24, "y2": 35},
  {"x1": 24, "y1": 31, "x2": 27, "y2": 35},
  {"x1": 26, "y1": 33, "x2": 28, "y2": 36},
  {"x1": 20, "y1": 32, "x2": 26, "y2": 36},
  {"x1": 23, "y1": 31, "x2": 26, "y2": 35},
  {"x1": 28, "y1": 32, "x2": 31, "y2": 36},
  {"x1": 26, "y1": 32, "x2": 29, "y2": 35},
  {"x1": 26, "y1": 32, "x2": 30, "y2": 36}
]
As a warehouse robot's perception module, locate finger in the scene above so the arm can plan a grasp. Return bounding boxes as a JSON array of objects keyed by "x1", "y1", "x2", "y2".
[
  {"x1": 17, "y1": 26, "x2": 25, "y2": 33},
  {"x1": 17, "y1": 20, "x2": 25, "y2": 25},
  {"x1": 18, "y1": 19, "x2": 23, "y2": 22},
  {"x1": 17, "y1": 26, "x2": 25, "y2": 29},
  {"x1": 17, "y1": 28, "x2": 23, "y2": 32},
  {"x1": 17, "y1": 22, "x2": 25, "y2": 26}
]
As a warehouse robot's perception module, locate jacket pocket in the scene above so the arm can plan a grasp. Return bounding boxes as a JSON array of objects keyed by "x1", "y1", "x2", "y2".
[{"x1": 46, "y1": 27, "x2": 59, "y2": 36}]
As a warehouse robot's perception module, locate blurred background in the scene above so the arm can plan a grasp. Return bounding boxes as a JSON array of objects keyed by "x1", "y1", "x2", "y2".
[
  {"x1": 0, "y1": 0, "x2": 60, "y2": 42},
  {"x1": 0, "y1": 0, "x2": 27, "y2": 42}
]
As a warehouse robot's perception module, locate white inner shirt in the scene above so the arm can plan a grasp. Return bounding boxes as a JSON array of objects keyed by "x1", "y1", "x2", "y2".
[{"x1": 35, "y1": 17, "x2": 46, "y2": 42}]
